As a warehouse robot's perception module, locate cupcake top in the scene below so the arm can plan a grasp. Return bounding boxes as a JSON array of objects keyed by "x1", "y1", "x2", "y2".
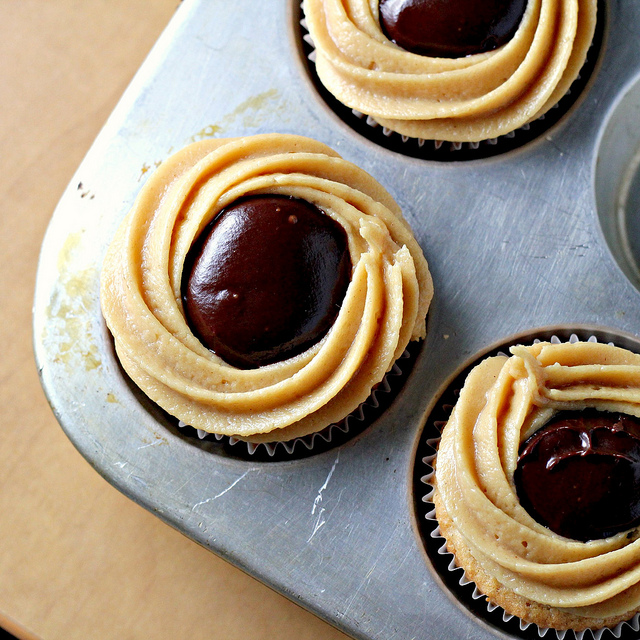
[
  {"x1": 100, "y1": 134, "x2": 432, "y2": 442},
  {"x1": 303, "y1": 0, "x2": 597, "y2": 142},
  {"x1": 434, "y1": 341, "x2": 640, "y2": 627}
]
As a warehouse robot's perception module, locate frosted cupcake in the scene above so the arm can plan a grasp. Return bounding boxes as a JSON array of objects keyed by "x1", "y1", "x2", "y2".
[
  {"x1": 100, "y1": 134, "x2": 432, "y2": 444},
  {"x1": 433, "y1": 340, "x2": 640, "y2": 631},
  {"x1": 303, "y1": 0, "x2": 597, "y2": 142}
]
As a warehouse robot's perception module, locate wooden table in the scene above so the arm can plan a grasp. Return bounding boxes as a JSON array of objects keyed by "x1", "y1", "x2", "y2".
[{"x1": 0, "y1": 2, "x2": 350, "y2": 638}]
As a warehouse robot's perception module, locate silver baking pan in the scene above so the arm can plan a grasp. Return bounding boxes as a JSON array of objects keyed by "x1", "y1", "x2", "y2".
[{"x1": 33, "y1": 1, "x2": 640, "y2": 639}]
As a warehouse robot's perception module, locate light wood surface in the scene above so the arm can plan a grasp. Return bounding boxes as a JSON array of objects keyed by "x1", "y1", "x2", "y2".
[{"x1": 0, "y1": 2, "x2": 350, "y2": 639}]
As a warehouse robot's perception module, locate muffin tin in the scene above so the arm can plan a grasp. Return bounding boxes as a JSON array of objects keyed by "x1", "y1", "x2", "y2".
[{"x1": 33, "y1": 1, "x2": 640, "y2": 639}]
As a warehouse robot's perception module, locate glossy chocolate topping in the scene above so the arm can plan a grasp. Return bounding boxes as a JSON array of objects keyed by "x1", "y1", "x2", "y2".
[
  {"x1": 378, "y1": 0, "x2": 528, "y2": 58},
  {"x1": 183, "y1": 195, "x2": 351, "y2": 369},
  {"x1": 514, "y1": 411, "x2": 640, "y2": 541}
]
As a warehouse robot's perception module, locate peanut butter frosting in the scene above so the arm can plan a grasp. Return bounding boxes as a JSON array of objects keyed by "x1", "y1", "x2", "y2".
[
  {"x1": 434, "y1": 341, "x2": 640, "y2": 628},
  {"x1": 303, "y1": 0, "x2": 597, "y2": 142},
  {"x1": 100, "y1": 134, "x2": 432, "y2": 443}
]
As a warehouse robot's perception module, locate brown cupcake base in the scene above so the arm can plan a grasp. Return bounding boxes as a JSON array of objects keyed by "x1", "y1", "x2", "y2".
[{"x1": 433, "y1": 490, "x2": 640, "y2": 633}]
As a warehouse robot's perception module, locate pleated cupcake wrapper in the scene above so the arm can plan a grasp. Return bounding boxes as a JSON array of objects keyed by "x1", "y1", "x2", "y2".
[
  {"x1": 418, "y1": 333, "x2": 640, "y2": 640},
  {"x1": 342, "y1": 103, "x2": 558, "y2": 153},
  {"x1": 299, "y1": 7, "x2": 599, "y2": 158},
  {"x1": 177, "y1": 347, "x2": 410, "y2": 459}
]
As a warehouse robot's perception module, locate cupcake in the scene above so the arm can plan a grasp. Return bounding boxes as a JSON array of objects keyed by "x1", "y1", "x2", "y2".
[
  {"x1": 100, "y1": 134, "x2": 432, "y2": 444},
  {"x1": 433, "y1": 340, "x2": 640, "y2": 632},
  {"x1": 303, "y1": 0, "x2": 597, "y2": 142}
]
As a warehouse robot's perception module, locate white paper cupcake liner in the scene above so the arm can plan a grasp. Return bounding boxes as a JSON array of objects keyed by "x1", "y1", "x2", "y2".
[
  {"x1": 299, "y1": 2, "x2": 604, "y2": 161},
  {"x1": 415, "y1": 329, "x2": 640, "y2": 640},
  {"x1": 176, "y1": 342, "x2": 419, "y2": 461}
]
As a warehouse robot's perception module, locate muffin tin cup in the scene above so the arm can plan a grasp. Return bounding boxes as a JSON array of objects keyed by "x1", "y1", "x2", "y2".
[
  {"x1": 414, "y1": 327, "x2": 640, "y2": 640},
  {"x1": 594, "y1": 69, "x2": 640, "y2": 296}
]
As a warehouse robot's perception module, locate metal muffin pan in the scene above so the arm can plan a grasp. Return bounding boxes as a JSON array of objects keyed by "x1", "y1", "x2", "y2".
[{"x1": 33, "y1": 1, "x2": 640, "y2": 639}]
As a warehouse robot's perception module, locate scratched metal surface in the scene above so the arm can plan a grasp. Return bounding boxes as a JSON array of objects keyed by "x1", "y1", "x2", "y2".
[{"x1": 33, "y1": 1, "x2": 640, "y2": 639}]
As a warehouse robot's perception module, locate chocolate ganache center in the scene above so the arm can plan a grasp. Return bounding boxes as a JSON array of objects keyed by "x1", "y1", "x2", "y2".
[
  {"x1": 378, "y1": 0, "x2": 528, "y2": 58},
  {"x1": 514, "y1": 411, "x2": 640, "y2": 541},
  {"x1": 182, "y1": 195, "x2": 351, "y2": 370}
]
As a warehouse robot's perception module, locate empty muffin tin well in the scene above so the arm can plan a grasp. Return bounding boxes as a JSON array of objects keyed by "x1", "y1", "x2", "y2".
[{"x1": 595, "y1": 70, "x2": 640, "y2": 294}]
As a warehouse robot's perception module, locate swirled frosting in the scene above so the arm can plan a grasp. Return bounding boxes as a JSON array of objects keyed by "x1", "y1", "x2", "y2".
[
  {"x1": 434, "y1": 341, "x2": 640, "y2": 629},
  {"x1": 100, "y1": 134, "x2": 432, "y2": 442},
  {"x1": 303, "y1": 0, "x2": 597, "y2": 142}
]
